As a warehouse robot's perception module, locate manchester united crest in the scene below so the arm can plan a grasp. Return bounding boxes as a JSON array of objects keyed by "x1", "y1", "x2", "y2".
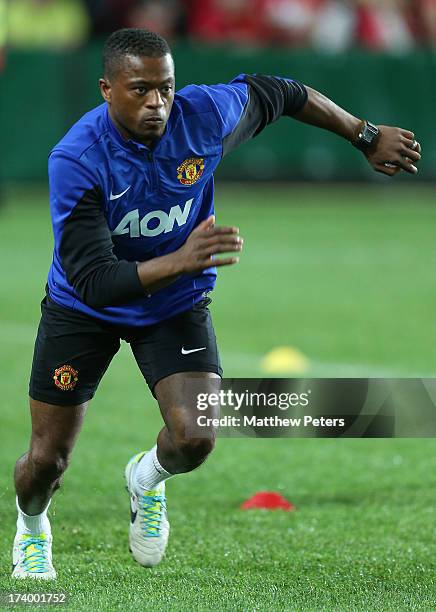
[
  {"x1": 177, "y1": 158, "x2": 204, "y2": 185},
  {"x1": 53, "y1": 365, "x2": 78, "y2": 391}
]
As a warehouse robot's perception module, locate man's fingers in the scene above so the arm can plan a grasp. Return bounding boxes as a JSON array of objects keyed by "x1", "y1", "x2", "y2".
[
  {"x1": 401, "y1": 146, "x2": 421, "y2": 163},
  {"x1": 401, "y1": 139, "x2": 422, "y2": 161},
  {"x1": 369, "y1": 127, "x2": 421, "y2": 178},
  {"x1": 203, "y1": 235, "x2": 243, "y2": 249},
  {"x1": 377, "y1": 166, "x2": 395, "y2": 177},
  {"x1": 194, "y1": 225, "x2": 239, "y2": 238},
  {"x1": 191, "y1": 221, "x2": 240, "y2": 242},
  {"x1": 402, "y1": 137, "x2": 417, "y2": 149},
  {"x1": 182, "y1": 219, "x2": 243, "y2": 273},
  {"x1": 406, "y1": 164, "x2": 419, "y2": 175},
  {"x1": 209, "y1": 256, "x2": 240, "y2": 267},
  {"x1": 395, "y1": 156, "x2": 418, "y2": 174},
  {"x1": 196, "y1": 255, "x2": 240, "y2": 269},
  {"x1": 208, "y1": 225, "x2": 240, "y2": 236},
  {"x1": 401, "y1": 130, "x2": 415, "y2": 140},
  {"x1": 207, "y1": 244, "x2": 243, "y2": 255},
  {"x1": 379, "y1": 160, "x2": 417, "y2": 176},
  {"x1": 201, "y1": 236, "x2": 244, "y2": 256},
  {"x1": 376, "y1": 163, "x2": 400, "y2": 177}
]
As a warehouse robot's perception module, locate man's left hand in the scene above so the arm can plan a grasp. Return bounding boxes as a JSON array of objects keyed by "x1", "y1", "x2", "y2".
[{"x1": 364, "y1": 126, "x2": 422, "y2": 177}]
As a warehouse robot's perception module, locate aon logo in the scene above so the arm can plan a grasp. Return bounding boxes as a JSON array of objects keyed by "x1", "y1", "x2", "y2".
[{"x1": 112, "y1": 198, "x2": 193, "y2": 238}]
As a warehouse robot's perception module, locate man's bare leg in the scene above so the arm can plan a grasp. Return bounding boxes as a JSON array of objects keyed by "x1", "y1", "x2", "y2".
[
  {"x1": 12, "y1": 398, "x2": 87, "y2": 579},
  {"x1": 15, "y1": 398, "x2": 87, "y2": 514},
  {"x1": 125, "y1": 372, "x2": 220, "y2": 567},
  {"x1": 155, "y1": 371, "x2": 220, "y2": 472}
]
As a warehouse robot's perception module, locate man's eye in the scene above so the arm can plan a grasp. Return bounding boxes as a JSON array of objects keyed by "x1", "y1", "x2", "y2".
[
  {"x1": 161, "y1": 86, "x2": 172, "y2": 94},
  {"x1": 135, "y1": 87, "x2": 146, "y2": 95}
]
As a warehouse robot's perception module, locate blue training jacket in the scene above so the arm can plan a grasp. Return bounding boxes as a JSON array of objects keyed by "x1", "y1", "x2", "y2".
[{"x1": 47, "y1": 73, "x2": 307, "y2": 326}]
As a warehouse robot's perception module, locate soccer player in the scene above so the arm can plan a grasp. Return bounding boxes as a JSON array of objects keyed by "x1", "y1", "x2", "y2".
[{"x1": 12, "y1": 28, "x2": 421, "y2": 579}]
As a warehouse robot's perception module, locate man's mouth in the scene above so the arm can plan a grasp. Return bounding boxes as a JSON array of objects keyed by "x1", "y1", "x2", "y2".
[{"x1": 143, "y1": 116, "x2": 164, "y2": 124}]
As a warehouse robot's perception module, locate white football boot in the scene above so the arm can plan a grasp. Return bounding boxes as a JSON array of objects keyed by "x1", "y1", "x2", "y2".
[
  {"x1": 125, "y1": 451, "x2": 170, "y2": 567},
  {"x1": 12, "y1": 532, "x2": 56, "y2": 579}
]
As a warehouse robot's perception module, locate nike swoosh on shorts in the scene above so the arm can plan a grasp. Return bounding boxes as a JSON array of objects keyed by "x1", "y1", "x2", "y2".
[{"x1": 181, "y1": 347, "x2": 207, "y2": 355}]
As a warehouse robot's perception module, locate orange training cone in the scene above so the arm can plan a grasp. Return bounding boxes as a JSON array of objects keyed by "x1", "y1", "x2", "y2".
[{"x1": 240, "y1": 491, "x2": 295, "y2": 511}]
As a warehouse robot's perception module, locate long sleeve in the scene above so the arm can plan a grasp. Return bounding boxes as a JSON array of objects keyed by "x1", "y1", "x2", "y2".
[
  {"x1": 49, "y1": 151, "x2": 146, "y2": 308},
  {"x1": 197, "y1": 74, "x2": 308, "y2": 156}
]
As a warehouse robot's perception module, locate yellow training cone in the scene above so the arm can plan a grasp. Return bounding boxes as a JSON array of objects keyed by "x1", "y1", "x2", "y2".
[{"x1": 261, "y1": 346, "x2": 310, "y2": 374}]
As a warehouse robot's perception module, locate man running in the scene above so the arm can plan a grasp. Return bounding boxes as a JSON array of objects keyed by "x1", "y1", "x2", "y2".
[{"x1": 12, "y1": 28, "x2": 421, "y2": 578}]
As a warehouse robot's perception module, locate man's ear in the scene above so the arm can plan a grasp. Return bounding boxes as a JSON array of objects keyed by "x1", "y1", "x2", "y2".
[{"x1": 99, "y1": 78, "x2": 112, "y2": 103}]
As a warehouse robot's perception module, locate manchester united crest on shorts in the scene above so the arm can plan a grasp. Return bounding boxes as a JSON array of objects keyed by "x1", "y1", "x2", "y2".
[
  {"x1": 177, "y1": 158, "x2": 204, "y2": 185},
  {"x1": 53, "y1": 365, "x2": 78, "y2": 391}
]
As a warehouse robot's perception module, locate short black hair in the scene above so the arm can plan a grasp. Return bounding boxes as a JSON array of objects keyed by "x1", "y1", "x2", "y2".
[{"x1": 103, "y1": 28, "x2": 171, "y2": 79}]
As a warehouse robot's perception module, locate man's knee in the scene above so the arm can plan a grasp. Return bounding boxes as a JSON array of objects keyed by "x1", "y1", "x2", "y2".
[
  {"x1": 172, "y1": 430, "x2": 216, "y2": 470},
  {"x1": 28, "y1": 447, "x2": 71, "y2": 483}
]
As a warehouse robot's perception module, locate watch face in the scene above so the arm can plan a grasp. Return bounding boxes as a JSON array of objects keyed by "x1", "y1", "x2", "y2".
[
  {"x1": 364, "y1": 127, "x2": 373, "y2": 142},
  {"x1": 363, "y1": 124, "x2": 378, "y2": 144},
  {"x1": 356, "y1": 122, "x2": 379, "y2": 149}
]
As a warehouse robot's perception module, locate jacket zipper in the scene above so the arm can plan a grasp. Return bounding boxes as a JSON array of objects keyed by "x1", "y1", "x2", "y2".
[{"x1": 147, "y1": 151, "x2": 159, "y2": 193}]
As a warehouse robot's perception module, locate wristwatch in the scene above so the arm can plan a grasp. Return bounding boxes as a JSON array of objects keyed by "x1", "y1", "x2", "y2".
[{"x1": 355, "y1": 120, "x2": 380, "y2": 150}]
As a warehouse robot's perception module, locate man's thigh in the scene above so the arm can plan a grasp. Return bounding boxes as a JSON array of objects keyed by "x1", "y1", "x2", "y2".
[
  {"x1": 29, "y1": 294, "x2": 120, "y2": 406},
  {"x1": 128, "y1": 297, "x2": 222, "y2": 396}
]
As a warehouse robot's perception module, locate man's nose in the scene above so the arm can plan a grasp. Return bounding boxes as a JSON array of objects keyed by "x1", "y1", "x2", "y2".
[{"x1": 144, "y1": 89, "x2": 164, "y2": 108}]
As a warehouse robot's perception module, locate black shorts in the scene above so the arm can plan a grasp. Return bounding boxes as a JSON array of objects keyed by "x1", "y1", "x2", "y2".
[{"x1": 29, "y1": 294, "x2": 222, "y2": 406}]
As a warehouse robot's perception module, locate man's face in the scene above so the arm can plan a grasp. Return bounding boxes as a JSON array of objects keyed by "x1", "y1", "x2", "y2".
[{"x1": 100, "y1": 53, "x2": 175, "y2": 146}]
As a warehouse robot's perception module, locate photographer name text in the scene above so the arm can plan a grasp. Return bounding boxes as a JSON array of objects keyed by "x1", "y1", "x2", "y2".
[{"x1": 197, "y1": 415, "x2": 345, "y2": 428}]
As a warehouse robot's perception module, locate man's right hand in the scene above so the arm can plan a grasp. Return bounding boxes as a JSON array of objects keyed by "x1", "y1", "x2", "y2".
[
  {"x1": 137, "y1": 216, "x2": 243, "y2": 295},
  {"x1": 175, "y1": 215, "x2": 243, "y2": 273}
]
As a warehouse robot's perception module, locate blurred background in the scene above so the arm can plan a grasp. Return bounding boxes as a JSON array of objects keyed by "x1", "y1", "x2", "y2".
[{"x1": 1, "y1": 0, "x2": 436, "y2": 183}]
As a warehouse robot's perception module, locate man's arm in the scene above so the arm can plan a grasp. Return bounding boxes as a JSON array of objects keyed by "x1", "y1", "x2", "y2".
[
  {"x1": 211, "y1": 74, "x2": 421, "y2": 177},
  {"x1": 62, "y1": 200, "x2": 241, "y2": 308},
  {"x1": 51, "y1": 153, "x2": 242, "y2": 309},
  {"x1": 293, "y1": 86, "x2": 421, "y2": 176},
  {"x1": 136, "y1": 215, "x2": 242, "y2": 293}
]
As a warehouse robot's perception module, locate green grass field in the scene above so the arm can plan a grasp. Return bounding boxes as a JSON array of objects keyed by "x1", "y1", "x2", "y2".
[{"x1": 1, "y1": 184, "x2": 436, "y2": 610}]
